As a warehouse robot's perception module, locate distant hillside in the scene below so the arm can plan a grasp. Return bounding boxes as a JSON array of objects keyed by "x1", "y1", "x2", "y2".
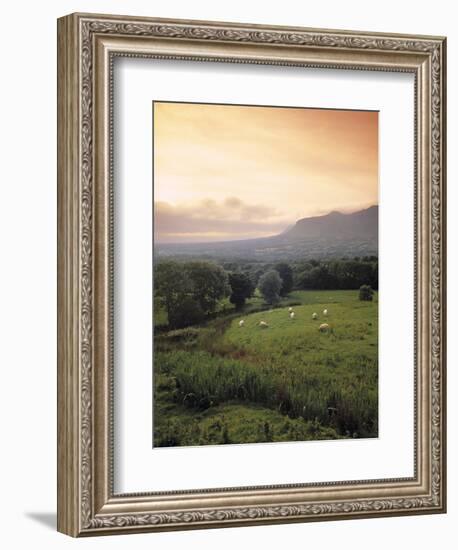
[
  {"x1": 284, "y1": 206, "x2": 378, "y2": 241},
  {"x1": 156, "y1": 206, "x2": 378, "y2": 261}
]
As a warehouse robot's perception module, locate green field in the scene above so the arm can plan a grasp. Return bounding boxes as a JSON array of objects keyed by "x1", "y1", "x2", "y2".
[{"x1": 153, "y1": 290, "x2": 378, "y2": 447}]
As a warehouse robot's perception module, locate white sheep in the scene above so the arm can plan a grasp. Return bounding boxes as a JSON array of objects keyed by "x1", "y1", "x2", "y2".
[
  {"x1": 312, "y1": 312, "x2": 318, "y2": 320},
  {"x1": 288, "y1": 307, "x2": 293, "y2": 312},
  {"x1": 319, "y1": 323, "x2": 330, "y2": 333},
  {"x1": 239, "y1": 320, "x2": 245, "y2": 327},
  {"x1": 289, "y1": 311, "x2": 295, "y2": 319},
  {"x1": 259, "y1": 321, "x2": 269, "y2": 328},
  {"x1": 323, "y1": 309, "x2": 328, "y2": 316}
]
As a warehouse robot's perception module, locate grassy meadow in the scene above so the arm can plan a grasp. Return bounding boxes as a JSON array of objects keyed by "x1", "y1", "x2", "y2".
[{"x1": 153, "y1": 289, "x2": 378, "y2": 447}]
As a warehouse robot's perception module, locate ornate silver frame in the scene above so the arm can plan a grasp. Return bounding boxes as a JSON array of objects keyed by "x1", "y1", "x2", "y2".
[{"x1": 57, "y1": 13, "x2": 446, "y2": 536}]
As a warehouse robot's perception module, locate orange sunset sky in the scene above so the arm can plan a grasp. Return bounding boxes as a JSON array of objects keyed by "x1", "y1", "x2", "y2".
[{"x1": 154, "y1": 102, "x2": 378, "y2": 243}]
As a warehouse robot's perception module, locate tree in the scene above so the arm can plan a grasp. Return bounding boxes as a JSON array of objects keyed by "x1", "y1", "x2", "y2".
[
  {"x1": 258, "y1": 270, "x2": 282, "y2": 305},
  {"x1": 274, "y1": 262, "x2": 293, "y2": 296},
  {"x1": 359, "y1": 284, "x2": 374, "y2": 301},
  {"x1": 307, "y1": 265, "x2": 335, "y2": 290},
  {"x1": 155, "y1": 260, "x2": 230, "y2": 329},
  {"x1": 154, "y1": 261, "x2": 190, "y2": 327},
  {"x1": 296, "y1": 268, "x2": 313, "y2": 290},
  {"x1": 228, "y1": 272, "x2": 254, "y2": 309},
  {"x1": 185, "y1": 261, "x2": 230, "y2": 314}
]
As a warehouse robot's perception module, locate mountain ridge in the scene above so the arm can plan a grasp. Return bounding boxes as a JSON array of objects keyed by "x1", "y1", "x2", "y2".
[{"x1": 282, "y1": 205, "x2": 378, "y2": 241}]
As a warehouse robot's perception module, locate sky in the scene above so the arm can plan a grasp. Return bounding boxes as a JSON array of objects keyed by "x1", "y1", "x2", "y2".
[{"x1": 154, "y1": 102, "x2": 378, "y2": 243}]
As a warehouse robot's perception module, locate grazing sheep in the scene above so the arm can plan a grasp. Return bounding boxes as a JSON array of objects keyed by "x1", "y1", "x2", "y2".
[
  {"x1": 239, "y1": 320, "x2": 245, "y2": 327},
  {"x1": 259, "y1": 321, "x2": 269, "y2": 328},
  {"x1": 323, "y1": 309, "x2": 328, "y2": 316},
  {"x1": 289, "y1": 311, "x2": 295, "y2": 319},
  {"x1": 312, "y1": 312, "x2": 318, "y2": 320},
  {"x1": 319, "y1": 323, "x2": 330, "y2": 333},
  {"x1": 288, "y1": 307, "x2": 293, "y2": 312}
]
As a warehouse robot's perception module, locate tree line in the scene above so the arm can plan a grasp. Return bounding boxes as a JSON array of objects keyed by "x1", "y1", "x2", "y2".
[
  {"x1": 218, "y1": 256, "x2": 378, "y2": 292},
  {"x1": 294, "y1": 257, "x2": 378, "y2": 291},
  {"x1": 155, "y1": 256, "x2": 377, "y2": 329}
]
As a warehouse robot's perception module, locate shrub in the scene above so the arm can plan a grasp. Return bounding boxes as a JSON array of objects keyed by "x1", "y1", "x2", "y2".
[
  {"x1": 168, "y1": 297, "x2": 205, "y2": 329},
  {"x1": 359, "y1": 284, "x2": 374, "y2": 301}
]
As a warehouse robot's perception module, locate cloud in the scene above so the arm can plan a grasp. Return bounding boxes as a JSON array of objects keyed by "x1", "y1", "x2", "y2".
[
  {"x1": 154, "y1": 198, "x2": 292, "y2": 243},
  {"x1": 153, "y1": 103, "x2": 379, "y2": 240},
  {"x1": 224, "y1": 196, "x2": 242, "y2": 209}
]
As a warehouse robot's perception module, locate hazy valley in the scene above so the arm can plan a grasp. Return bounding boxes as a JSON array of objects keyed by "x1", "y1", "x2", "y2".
[{"x1": 155, "y1": 205, "x2": 378, "y2": 261}]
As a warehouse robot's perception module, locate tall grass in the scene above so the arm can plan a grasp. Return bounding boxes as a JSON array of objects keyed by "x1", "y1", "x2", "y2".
[
  {"x1": 154, "y1": 290, "x2": 378, "y2": 444},
  {"x1": 155, "y1": 348, "x2": 377, "y2": 438}
]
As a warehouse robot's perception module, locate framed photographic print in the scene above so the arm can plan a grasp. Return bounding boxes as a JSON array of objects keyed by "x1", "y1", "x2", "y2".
[
  {"x1": 152, "y1": 101, "x2": 379, "y2": 448},
  {"x1": 57, "y1": 13, "x2": 446, "y2": 536}
]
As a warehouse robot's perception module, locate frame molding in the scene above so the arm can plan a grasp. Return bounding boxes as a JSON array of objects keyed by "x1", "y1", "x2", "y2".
[{"x1": 57, "y1": 13, "x2": 446, "y2": 537}]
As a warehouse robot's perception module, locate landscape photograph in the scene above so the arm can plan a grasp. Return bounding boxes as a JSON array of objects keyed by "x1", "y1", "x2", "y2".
[{"x1": 153, "y1": 101, "x2": 379, "y2": 447}]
